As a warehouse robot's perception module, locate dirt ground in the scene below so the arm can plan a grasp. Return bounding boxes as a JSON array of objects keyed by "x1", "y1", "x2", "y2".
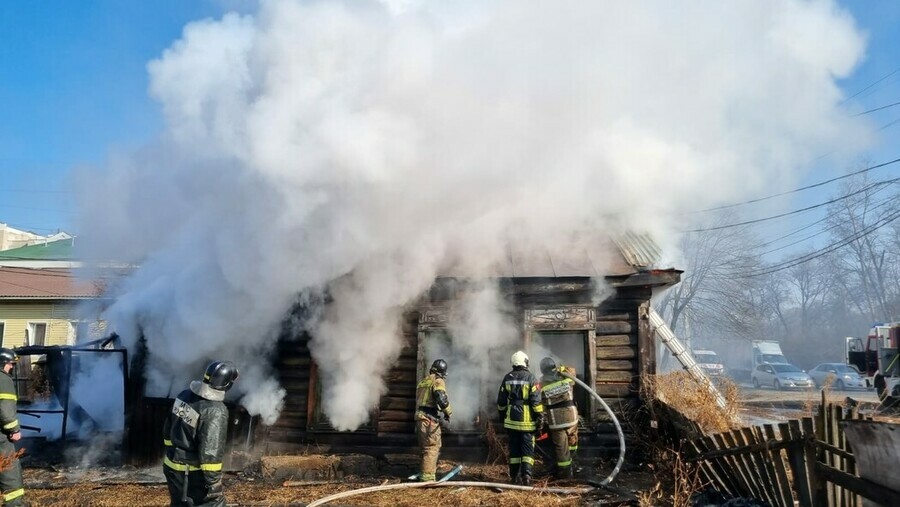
[{"x1": 25, "y1": 463, "x2": 654, "y2": 507}]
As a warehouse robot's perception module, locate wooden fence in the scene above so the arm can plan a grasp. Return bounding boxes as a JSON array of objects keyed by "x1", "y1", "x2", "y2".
[{"x1": 675, "y1": 391, "x2": 900, "y2": 507}]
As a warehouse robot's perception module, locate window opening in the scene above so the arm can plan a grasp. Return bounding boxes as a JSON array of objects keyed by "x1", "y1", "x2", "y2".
[
  {"x1": 418, "y1": 329, "x2": 500, "y2": 433},
  {"x1": 531, "y1": 331, "x2": 591, "y2": 420}
]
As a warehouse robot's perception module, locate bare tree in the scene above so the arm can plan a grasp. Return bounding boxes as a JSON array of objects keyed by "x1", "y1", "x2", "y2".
[
  {"x1": 656, "y1": 215, "x2": 763, "y2": 340},
  {"x1": 826, "y1": 174, "x2": 900, "y2": 321}
]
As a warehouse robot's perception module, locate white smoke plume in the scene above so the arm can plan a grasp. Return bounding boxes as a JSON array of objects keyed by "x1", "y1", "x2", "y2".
[
  {"x1": 76, "y1": 0, "x2": 870, "y2": 429},
  {"x1": 443, "y1": 282, "x2": 520, "y2": 428}
]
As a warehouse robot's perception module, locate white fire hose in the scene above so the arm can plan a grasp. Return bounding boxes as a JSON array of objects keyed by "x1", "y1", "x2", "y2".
[
  {"x1": 560, "y1": 370, "x2": 625, "y2": 486},
  {"x1": 307, "y1": 371, "x2": 626, "y2": 506}
]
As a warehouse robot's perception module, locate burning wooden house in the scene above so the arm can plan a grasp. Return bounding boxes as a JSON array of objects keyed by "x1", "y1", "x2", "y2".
[
  {"x1": 125, "y1": 233, "x2": 681, "y2": 465},
  {"x1": 265, "y1": 233, "x2": 680, "y2": 458}
]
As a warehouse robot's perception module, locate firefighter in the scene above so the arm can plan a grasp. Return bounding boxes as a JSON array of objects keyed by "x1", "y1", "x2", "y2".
[
  {"x1": 497, "y1": 350, "x2": 544, "y2": 486},
  {"x1": 0, "y1": 349, "x2": 24, "y2": 506},
  {"x1": 414, "y1": 359, "x2": 452, "y2": 481},
  {"x1": 539, "y1": 357, "x2": 579, "y2": 480},
  {"x1": 162, "y1": 361, "x2": 239, "y2": 507}
]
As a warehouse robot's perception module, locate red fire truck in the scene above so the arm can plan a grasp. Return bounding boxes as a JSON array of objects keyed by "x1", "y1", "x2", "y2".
[{"x1": 845, "y1": 323, "x2": 900, "y2": 396}]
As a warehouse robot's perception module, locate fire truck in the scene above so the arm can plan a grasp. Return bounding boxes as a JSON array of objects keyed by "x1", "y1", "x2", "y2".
[{"x1": 845, "y1": 323, "x2": 900, "y2": 395}]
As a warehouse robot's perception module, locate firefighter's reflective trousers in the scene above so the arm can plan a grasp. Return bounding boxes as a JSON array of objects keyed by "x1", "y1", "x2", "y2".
[
  {"x1": 550, "y1": 425, "x2": 578, "y2": 476},
  {"x1": 506, "y1": 430, "x2": 535, "y2": 483},
  {"x1": 163, "y1": 457, "x2": 225, "y2": 507},
  {"x1": 0, "y1": 439, "x2": 24, "y2": 507},
  {"x1": 415, "y1": 415, "x2": 442, "y2": 481}
]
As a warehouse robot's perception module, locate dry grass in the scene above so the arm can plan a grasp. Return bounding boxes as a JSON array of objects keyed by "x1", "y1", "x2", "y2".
[
  {"x1": 635, "y1": 448, "x2": 705, "y2": 507},
  {"x1": 27, "y1": 466, "x2": 594, "y2": 507},
  {"x1": 483, "y1": 420, "x2": 508, "y2": 465},
  {"x1": 0, "y1": 449, "x2": 24, "y2": 473},
  {"x1": 802, "y1": 376, "x2": 835, "y2": 417},
  {"x1": 642, "y1": 371, "x2": 740, "y2": 434}
]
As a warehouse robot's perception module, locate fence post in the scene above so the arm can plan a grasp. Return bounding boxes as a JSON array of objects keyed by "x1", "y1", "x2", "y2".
[{"x1": 801, "y1": 417, "x2": 824, "y2": 507}]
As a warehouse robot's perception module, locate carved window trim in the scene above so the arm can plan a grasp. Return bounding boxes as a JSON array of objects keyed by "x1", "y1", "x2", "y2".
[{"x1": 524, "y1": 306, "x2": 597, "y2": 425}]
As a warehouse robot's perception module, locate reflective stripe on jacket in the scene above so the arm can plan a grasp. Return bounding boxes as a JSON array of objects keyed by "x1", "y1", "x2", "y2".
[
  {"x1": 0, "y1": 371, "x2": 20, "y2": 436},
  {"x1": 161, "y1": 387, "x2": 228, "y2": 487},
  {"x1": 540, "y1": 369, "x2": 578, "y2": 430},
  {"x1": 497, "y1": 368, "x2": 543, "y2": 431},
  {"x1": 415, "y1": 373, "x2": 452, "y2": 419}
]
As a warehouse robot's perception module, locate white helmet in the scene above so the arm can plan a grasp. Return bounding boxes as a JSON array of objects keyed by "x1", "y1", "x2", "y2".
[{"x1": 511, "y1": 350, "x2": 529, "y2": 368}]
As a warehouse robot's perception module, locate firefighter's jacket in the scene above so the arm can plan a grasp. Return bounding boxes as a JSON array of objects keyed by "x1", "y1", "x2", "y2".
[
  {"x1": 415, "y1": 373, "x2": 452, "y2": 420},
  {"x1": 497, "y1": 367, "x2": 544, "y2": 432},
  {"x1": 0, "y1": 371, "x2": 20, "y2": 436},
  {"x1": 162, "y1": 382, "x2": 228, "y2": 488},
  {"x1": 540, "y1": 366, "x2": 578, "y2": 430}
]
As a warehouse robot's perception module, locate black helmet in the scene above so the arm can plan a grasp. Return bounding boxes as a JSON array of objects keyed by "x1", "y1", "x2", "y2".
[
  {"x1": 0, "y1": 348, "x2": 18, "y2": 368},
  {"x1": 430, "y1": 359, "x2": 448, "y2": 377},
  {"x1": 540, "y1": 357, "x2": 557, "y2": 375},
  {"x1": 203, "y1": 361, "x2": 239, "y2": 392}
]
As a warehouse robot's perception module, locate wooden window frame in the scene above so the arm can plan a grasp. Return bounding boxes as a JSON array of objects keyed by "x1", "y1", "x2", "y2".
[
  {"x1": 523, "y1": 306, "x2": 597, "y2": 426},
  {"x1": 26, "y1": 321, "x2": 49, "y2": 347},
  {"x1": 0, "y1": 321, "x2": 5, "y2": 347},
  {"x1": 416, "y1": 306, "x2": 495, "y2": 434}
]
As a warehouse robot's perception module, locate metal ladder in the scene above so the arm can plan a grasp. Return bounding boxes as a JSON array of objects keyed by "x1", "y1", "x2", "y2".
[{"x1": 648, "y1": 308, "x2": 728, "y2": 410}]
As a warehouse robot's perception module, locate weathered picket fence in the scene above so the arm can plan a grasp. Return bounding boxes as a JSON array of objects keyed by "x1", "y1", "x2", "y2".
[{"x1": 672, "y1": 391, "x2": 900, "y2": 507}]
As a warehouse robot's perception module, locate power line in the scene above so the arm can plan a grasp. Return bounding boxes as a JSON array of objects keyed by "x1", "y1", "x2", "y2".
[
  {"x1": 688, "y1": 157, "x2": 900, "y2": 214},
  {"x1": 841, "y1": 65, "x2": 900, "y2": 105},
  {"x1": 758, "y1": 195, "x2": 896, "y2": 256},
  {"x1": 739, "y1": 207, "x2": 900, "y2": 278},
  {"x1": 0, "y1": 188, "x2": 71, "y2": 194},
  {"x1": 684, "y1": 176, "x2": 900, "y2": 232},
  {"x1": 0, "y1": 204, "x2": 66, "y2": 213},
  {"x1": 853, "y1": 99, "x2": 900, "y2": 116},
  {"x1": 755, "y1": 180, "x2": 897, "y2": 249}
]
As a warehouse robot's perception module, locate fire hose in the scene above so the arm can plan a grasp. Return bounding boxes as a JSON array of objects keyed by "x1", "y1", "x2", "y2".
[
  {"x1": 307, "y1": 370, "x2": 626, "y2": 506},
  {"x1": 560, "y1": 370, "x2": 625, "y2": 486}
]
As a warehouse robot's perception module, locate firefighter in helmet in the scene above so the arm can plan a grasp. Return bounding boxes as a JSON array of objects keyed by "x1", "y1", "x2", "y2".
[
  {"x1": 0, "y1": 349, "x2": 24, "y2": 506},
  {"x1": 539, "y1": 357, "x2": 579, "y2": 479},
  {"x1": 414, "y1": 359, "x2": 452, "y2": 481},
  {"x1": 497, "y1": 351, "x2": 544, "y2": 485},
  {"x1": 162, "y1": 361, "x2": 239, "y2": 507}
]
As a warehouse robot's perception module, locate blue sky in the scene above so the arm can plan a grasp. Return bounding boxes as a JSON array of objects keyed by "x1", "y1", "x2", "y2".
[{"x1": 1, "y1": 1, "x2": 899, "y2": 243}]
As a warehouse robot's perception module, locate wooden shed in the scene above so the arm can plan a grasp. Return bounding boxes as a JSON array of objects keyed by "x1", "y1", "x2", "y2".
[{"x1": 263, "y1": 233, "x2": 681, "y2": 460}]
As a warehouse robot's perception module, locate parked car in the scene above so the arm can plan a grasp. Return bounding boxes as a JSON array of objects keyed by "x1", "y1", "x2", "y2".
[
  {"x1": 751, "y1": 363, "x2": 813, "y2": 390},
  {"x1": 808, "y1": 363, "x2": 867, "y2": 390},
  {"x1": 693, "y1": 349, "x2": 726, "y2": 377}
]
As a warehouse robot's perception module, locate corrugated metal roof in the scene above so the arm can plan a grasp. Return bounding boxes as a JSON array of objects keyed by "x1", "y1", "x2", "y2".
[
  {"x1": 437, "y1": 232, "x2": 661, "y2": 278},
  {"x1": 0, "y1": 238, "x2": 75, "y2": 261},
  {"x1": 613, "y1": 231, "x2": 662, "y2": 269},
  {"x1": 0, "y1": 267, "x2": 103, "y2": 299}
]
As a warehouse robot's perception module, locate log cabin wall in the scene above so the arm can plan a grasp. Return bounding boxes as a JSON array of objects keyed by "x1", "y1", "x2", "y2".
[{"x1": 265, "y1": 277, "x2": 659, "y2": 458}]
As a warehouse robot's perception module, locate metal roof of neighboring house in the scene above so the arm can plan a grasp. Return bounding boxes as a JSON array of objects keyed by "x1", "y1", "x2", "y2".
[
  {"x1": 0, "y1": 266, "x2": 104, "y2": 299},
  {"x1": 0, "y1": 238, "x2": 75, "y2": 261}
]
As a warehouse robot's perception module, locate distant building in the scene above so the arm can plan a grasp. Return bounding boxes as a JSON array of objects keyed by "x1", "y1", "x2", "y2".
[
  {"x1": 0, "y1": 266, "x2": 107, "y2": 348},
  {"x1": 0, "y1": 237, "x2": 80, "y2": 269},
  {"x1": 0, "y1": 223, "x2": 71, "y2": 252}
]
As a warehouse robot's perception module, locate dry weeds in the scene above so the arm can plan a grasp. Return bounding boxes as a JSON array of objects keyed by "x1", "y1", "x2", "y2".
[
  {"x1": 0, "y1": 449, "x2": 24, "y2": 473},
  {"x1": 642, "y1": 371, "x2": 740, "y2": 434},
  {"x1": 635, "y1": 448, "x2": 704, "y2": 507},
  {"x1": 27, "y1": 463, "x2": 599, "y2": 507}
]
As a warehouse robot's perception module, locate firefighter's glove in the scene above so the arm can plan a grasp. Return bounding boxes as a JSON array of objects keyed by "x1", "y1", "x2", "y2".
[{"x1": 443, "y1": 412, "x2": 451, "y2": 423}]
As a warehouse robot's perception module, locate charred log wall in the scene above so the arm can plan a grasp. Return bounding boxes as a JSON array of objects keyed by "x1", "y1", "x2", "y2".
[
  {"x1": 266, "y1": 279, "x2": 656, "y2": 456},
  {"x1": 266, "y1": 336, "x2": 311, "y2": 445}
]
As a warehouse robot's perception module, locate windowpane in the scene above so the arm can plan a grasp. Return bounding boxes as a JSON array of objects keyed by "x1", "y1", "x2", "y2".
[
  {"x1": 0, "y1": 323, "x2": 5, "y2": 346},
  {"x1": 33, "y1": 323, "x2": 47, "y2": 346}
]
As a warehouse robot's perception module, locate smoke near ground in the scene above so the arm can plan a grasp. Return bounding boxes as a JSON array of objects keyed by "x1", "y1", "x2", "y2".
[{"x1": 76, "y1": 0, "x2": 870, "y2": 429}]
